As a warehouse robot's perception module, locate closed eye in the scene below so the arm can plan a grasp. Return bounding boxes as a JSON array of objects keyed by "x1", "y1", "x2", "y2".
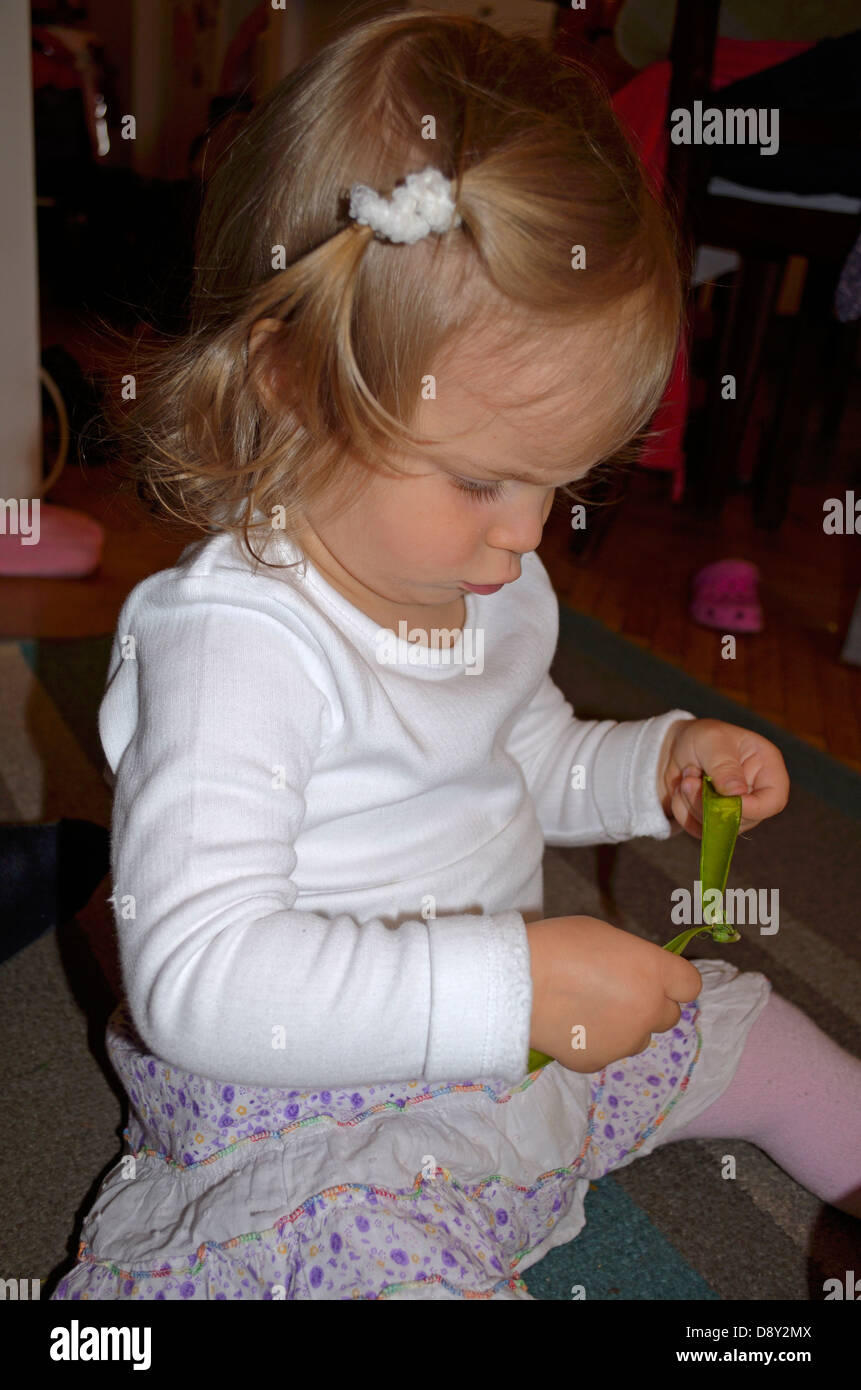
[{"x1": 451, "y1": 476, "x2": 506, "y2": 503}]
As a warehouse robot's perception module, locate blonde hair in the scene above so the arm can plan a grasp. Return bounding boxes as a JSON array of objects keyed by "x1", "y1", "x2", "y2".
[{"x1": 94, "y1": 7, "x2": 687, "y2": 569}]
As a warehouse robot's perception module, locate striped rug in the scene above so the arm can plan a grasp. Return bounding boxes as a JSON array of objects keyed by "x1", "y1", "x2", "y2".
[{"x1": 2, "y1": 606, "x2": 859, "y2": 1300}]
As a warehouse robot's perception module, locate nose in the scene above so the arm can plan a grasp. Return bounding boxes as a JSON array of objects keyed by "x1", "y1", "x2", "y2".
[{"x1": 485, "y1": 490, "x2": 553, "y2": 556}]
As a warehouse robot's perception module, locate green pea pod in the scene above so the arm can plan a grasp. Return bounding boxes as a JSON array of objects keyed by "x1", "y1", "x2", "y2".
[
  {"x1": 527, "y1": 1047, "x2": 553, "y2": 1072},
  {"x1": 528, "y1": 775, "x2": 744, "y2": 1073},
  {"x1": 663, "y1": 773, "x2": 743, "y2": 954}
]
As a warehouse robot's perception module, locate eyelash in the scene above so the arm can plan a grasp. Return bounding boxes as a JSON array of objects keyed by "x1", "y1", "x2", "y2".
[{"x1": 451, "y1": 476, "x2": 506, "y2": 503}]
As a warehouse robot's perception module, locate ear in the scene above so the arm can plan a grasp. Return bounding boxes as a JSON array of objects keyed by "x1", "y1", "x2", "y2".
[
  {"x1": 248, "y1": 317, "x2": 282, "y2": 361},
  {"x1": 248, "y1": 317, "x2": 296, "y2": 413}
]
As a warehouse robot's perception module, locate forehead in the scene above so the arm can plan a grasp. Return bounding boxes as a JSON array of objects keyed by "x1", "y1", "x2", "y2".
[{"x1": 414, "y1": 300, "x2": 648, "y2": 479}]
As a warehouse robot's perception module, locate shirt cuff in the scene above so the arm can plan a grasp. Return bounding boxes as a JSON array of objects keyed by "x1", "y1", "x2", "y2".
[
  {"x1": 425, "y1": 910, "x2": 532, "y2": 1081},
  {"x1": 590, "y1": 709, "x2": 697, "y2": 841}
]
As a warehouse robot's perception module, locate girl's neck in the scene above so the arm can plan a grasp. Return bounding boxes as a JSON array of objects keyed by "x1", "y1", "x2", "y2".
[{"x1": 294, "y1": 525, "x2": 465, "y2": 646}]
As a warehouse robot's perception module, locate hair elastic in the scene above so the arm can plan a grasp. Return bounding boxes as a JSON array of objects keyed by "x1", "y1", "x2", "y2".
[{"x1": 348, "y1": 166, "x2": 462, "y2": 245}]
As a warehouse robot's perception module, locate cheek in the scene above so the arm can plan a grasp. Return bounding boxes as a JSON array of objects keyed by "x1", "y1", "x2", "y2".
[
  {"x1": 402, "y1": 492, "x2": 479, "y2": 564},
  {"x1": 434, "y1": 494, "x2": 485, "y2": 548},
  {"x1": 405, "y1": 484, "x2": 467, "y2": 537}
]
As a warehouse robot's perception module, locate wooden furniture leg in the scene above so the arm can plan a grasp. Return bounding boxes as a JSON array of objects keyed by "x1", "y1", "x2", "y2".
[
  {"x1": 753, "y1": 259, "x2": 836, "y2": 530},
  {"x1": 693, "y1": 256, "x2": 783, "y2": 517}
]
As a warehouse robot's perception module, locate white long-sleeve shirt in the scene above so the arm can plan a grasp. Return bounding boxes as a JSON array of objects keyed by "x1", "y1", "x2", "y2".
[{"x1": 98, "y1": 529, "x2": 694, "y2": 1088}]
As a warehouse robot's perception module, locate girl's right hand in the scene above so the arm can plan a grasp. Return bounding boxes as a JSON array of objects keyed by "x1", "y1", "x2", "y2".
[{"x1": 525, "y1": 915, "x2": 703, "y2": 1073}]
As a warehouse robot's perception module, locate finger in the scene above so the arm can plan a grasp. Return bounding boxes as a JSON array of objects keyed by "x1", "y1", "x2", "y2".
[
  {"x1": 735, "y1": 783, "x2": 788, "y2": 822},
  {"x1": 680, "y1": 776, "x2": 704, "y2": 819},
  {"x1": 670, "y1": 786, "x2": 702, "y2": 837},
  {"x1": 682, "y1": 769, "x2": 784, "y2": 829},
  {"x1": 653, "y1": 998, "x2": 683, "y2": 1036},
  {"x1": 664, "y1": 956, "x2": 703, "y2": 1004}
]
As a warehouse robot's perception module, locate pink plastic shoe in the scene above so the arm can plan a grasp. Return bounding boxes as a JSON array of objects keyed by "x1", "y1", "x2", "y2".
[{"x1": 690, "y1": 559, "x2": 763, "y2": 633}]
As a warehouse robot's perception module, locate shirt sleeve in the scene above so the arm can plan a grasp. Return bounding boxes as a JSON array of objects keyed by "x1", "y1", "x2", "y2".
[
  {"x1": 100, "y1": 580, "x2": 533, "y2": 1088},
  {"x1": 503, "y1": 672, "x2": 696, "y2": 845}
]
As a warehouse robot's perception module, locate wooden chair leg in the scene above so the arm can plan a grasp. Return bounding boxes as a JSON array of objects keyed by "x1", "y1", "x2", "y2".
[
  {"x1": 690, "y1": 271, "x2": 743, "y2": 513},
  {"x1": 753, "y1": 259, "x2": 836, "y2": 530},
  {"x1": 684, "y1": 279, "x2": 731, "y2": 513},
  {"x1": 691, "y1": 257, "x2": 782, "y2": 517},
  {"x1": 816, "y1": 317, "x2": 861, "y2": 478},
  {"x1": 719, "y1": 258, "x2": 783, "y2": 490}
]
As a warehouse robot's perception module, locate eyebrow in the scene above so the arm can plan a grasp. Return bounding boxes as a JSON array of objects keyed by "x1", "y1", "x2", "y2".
[{"x1": 441, "y1": 453, "x2": 576, "y2": 485}]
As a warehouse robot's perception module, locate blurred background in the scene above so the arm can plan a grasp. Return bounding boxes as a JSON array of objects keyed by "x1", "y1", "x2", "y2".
[{"x1": 3, "y1": 0, "x2": 861, "y2": 1303}]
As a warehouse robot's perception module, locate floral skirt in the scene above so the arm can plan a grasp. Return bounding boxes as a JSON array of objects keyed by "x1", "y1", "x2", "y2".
[{"x1": 52, "y1": 958, "x2": 770, "y2": 1300}]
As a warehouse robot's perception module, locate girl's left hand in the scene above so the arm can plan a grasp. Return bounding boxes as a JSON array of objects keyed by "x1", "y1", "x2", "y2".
[{"x1": 658, "y1": 718, "x2": 789, "y2": 838}]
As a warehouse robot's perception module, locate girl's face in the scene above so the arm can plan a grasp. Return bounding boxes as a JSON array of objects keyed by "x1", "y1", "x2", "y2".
[{"x1": 291, "y1": 306, "x2": 646, "y2": 622}]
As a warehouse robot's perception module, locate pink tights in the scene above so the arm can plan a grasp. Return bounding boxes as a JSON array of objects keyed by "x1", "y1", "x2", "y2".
[{"x1": 660, "y1": 990, "x2": 861, "y2": 1217}]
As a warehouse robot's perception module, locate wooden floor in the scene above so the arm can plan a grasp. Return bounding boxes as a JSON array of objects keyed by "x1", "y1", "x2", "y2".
[
  {"x1": 4, "y1": 305, "x2": 861, "y2": 775},
  {"x1": 539, "y1": 471, "x2": 861, "y2": 772}
]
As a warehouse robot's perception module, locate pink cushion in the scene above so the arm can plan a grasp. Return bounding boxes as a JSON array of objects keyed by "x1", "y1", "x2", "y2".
[{"x1": 0, "y1": 502, "x2": 104, "y2": 577}]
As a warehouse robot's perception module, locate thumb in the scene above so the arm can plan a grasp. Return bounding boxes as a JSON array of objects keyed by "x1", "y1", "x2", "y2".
[
  {"x1": 664, "y1": 954, "x2": 703, "y2": 1004},
  {"x1": 707, "y1": 760, "x2": 748, "y2": 796}
]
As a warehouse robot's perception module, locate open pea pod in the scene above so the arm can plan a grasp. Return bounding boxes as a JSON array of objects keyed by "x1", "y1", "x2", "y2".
[
  {"x1": 527, "y1": 1046, "x2": 553, "y2": 1073},
  {"x1": 527, "y1": 774, "x2": 744, "y2": 1072},
  {"x1": 662, "y1": 773, "x2": 743, "y2": 954}
]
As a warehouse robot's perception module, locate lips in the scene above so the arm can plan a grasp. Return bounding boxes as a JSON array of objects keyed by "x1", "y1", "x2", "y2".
[{"x1": 462, "y1": 582, "x2": 505, "y2": 594}]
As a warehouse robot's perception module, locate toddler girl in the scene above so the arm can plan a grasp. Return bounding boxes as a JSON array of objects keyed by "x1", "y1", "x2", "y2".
[{"x1": 53, "y1": 9, "x2": 860, "y2": 1301}]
